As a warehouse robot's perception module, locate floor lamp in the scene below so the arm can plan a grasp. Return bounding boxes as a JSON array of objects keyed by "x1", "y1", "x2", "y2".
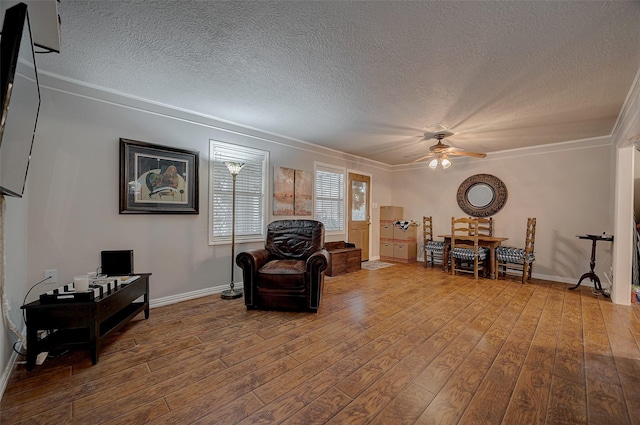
[{"x1": 221, "y1": 161, "x2": 245, "y2": 300}]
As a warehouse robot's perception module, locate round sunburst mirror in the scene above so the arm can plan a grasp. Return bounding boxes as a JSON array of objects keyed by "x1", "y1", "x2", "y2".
[{"x1": 456, "y1": 174, "x2": 508, "y2": 217}]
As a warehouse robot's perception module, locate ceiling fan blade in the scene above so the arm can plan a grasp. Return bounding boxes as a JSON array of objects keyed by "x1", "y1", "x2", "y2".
[
  {"x1": 365, "y1": 135, "x2": 426, "y2": 156},
  {"x1": 448, "y1": 151, "x2": 487, "y2": 158},
  {"x1": 409, "y1": 153, "x2": 436, "y2": 164},
  {"x1": 403, "y1": 153, "x2": 422, "y2": 158}
]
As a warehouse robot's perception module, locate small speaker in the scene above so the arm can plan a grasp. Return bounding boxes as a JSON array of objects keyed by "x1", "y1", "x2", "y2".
[{"x1": 101, "y1": 250, "x2": 134, "y2": 276}]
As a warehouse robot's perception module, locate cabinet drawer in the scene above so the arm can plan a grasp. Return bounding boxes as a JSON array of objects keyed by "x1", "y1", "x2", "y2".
[
  {"x1": 393, "y1": 242, "x2": 417, "y2": 259},
  {"x1": 380, "y1": 222, "x2": 394, "y2": 239}
]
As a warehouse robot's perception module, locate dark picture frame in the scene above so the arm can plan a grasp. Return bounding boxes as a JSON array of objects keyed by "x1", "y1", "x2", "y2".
[{"x1": 119, "y1": 138, "x2": 199, "y2": 214}]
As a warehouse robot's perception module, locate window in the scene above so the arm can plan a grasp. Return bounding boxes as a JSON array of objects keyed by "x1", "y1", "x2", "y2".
[
  {"x1": 315, "y1": 163, "x2": 345, "y2": 233},
  {"x1": 210, "y1": 141, "x2": 269, "y2": 244}
]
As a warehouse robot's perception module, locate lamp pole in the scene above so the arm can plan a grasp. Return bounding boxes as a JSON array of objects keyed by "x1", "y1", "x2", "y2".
[{"x1": 221, "y1": 161, "x2": 244, "y2": 300}]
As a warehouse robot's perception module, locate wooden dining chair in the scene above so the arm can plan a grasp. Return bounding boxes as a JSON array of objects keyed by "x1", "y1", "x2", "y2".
[
  {"x1": 473, "y1": 217, "x2": 493, "y2": 237},
  {"x1": 496, "y1": 218, "x2": 536, "y2": 283},
  {"x1": 423, "y1": 216, "x2": 445, "y2": 268},
  {"x1": 450, "y1": 217, "x2": 488, "y2": 279},
  {"x1": 471, "y1": 216, "x2": 494, "y2": 270}
]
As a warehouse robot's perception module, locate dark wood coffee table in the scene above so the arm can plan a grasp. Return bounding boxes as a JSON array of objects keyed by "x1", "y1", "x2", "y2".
[{"x1": 21, "y1": 273, "x2": 150, "y2": 370}]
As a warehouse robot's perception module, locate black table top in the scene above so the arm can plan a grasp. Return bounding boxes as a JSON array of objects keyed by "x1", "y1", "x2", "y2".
[{"x1": 576, "y1": 234, "x2": 614, "y2": 242}]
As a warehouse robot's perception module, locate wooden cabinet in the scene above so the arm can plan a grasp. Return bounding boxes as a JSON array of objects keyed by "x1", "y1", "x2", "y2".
[
  {"x1": 325, "y1": 241, "x2": 361, "y2": 276},
  {"x1": 379, "y1": 206, "x2": 417, "y2": 263},
  {"x1": 380, "y1": 206, "x2": 403, "y2": 221},
  {"x1": 392, "y1": 241, "x2": 417, "y2": 262}
]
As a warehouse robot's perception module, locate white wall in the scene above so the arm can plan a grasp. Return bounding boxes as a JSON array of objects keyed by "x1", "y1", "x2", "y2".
[
  {"x1": 391, "y1": 138, "x2": 613, "y2": 283},
  {"x1": 0, "y1": 195, "x2": 28, "y2": 395},
  {"x1": 611, "y1": 71, "x2": 640, "y2": 305},
  {"x1": 635, "y1": 149, "x2": 640, "y2": 220},
  {"x1": 23, "y1": 76, "x2": 393, "y2": 302},
  {"x1": 613, "y1": 146, "x2": 634, "y2": 304}
]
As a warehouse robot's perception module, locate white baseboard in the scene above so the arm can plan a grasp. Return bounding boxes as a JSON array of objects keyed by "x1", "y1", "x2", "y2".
[
  {"x1": 603, "y1": 271, "x2": 613, "y2": 292},
  {"x1": 0, "y1": 347, "x2": 20, "y2": 400},
  {"x1": 1, "y1": 325, "x2": 25, "y2": 401},
  {"x1": 150, "y1": 283, "x2": 244, "y2": 308},
  {"x1": 531, "y1": 272, "x2": 583, "y2": 285}
]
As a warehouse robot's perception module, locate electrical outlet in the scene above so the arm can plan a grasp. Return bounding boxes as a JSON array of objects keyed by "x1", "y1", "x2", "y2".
[{"x1": 44, "y1": 269, "x2": 57, "y2": 284}]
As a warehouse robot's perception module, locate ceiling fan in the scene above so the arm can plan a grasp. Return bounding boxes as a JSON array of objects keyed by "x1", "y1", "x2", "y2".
[{"x1": 410, "y1": 133, "x2": 487, "y2": 169}]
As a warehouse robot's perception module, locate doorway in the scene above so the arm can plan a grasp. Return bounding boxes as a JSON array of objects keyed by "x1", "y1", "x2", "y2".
[{"x1": 348, "y1": 172, "x2": 371, "y2": 261}]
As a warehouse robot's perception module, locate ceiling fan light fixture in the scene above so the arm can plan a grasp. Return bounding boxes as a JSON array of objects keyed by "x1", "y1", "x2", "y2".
[
  {"x1": 428, "y1": 154, "x2": 451, "y2": 170},
  {"x1": 410, "y1": 131, "x2": 487, "y2": 166}
]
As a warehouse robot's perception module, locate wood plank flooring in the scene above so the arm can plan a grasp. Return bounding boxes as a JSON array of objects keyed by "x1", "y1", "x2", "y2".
[{"x1": 2, "y1": 263, "x2": 640, "y2": 424}]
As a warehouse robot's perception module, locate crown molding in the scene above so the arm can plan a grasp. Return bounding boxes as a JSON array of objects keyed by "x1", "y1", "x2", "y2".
[{"x1": 612, "y1": 67, "x2": 640, "y2": 148}]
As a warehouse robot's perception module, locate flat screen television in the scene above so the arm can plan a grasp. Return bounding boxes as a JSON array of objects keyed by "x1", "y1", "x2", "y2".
[
  {"x1": 101, "y1": 250, "x2": 135, "y2": 276},
  {"x1": 0, "y1": 2, "x2": 41, "y2": 198}
]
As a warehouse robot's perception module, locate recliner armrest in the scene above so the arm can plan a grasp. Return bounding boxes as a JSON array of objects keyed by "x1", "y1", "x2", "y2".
[
  {"x1": 236, "y1": 248, "x2": 271, "y2": 309},
  {"x1": 236, "y1": 248, "x2": 271, "y2": 273},
  {"x1": 305, "y1": 248, "x2": 329, "y2": 310},
  {"x1": 306, "y1": 249, "x2": 329, "y2": 273}
]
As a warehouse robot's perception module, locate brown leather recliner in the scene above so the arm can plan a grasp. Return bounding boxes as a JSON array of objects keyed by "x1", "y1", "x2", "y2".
[{"x1": 236, "y1": 219, "x2": 329, "y2": 312}]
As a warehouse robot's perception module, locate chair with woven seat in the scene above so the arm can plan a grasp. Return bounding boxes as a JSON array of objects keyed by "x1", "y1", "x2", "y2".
[
  {"x1": 423, "y1": 216, "x2": 446, "y2": 268},
  {"x1": 496, "y1": 217, "x2": 536, "y2": 283},
  {"x1": 471, "y1": 216, "x2": 494, "y2": 271},
  {"x1": 450, "y1": 217, "x2": 489, "y2": 279}
]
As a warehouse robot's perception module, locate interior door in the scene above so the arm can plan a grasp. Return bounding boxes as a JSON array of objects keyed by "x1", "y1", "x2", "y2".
[{"x1": 348, "y1": 172, "x2": 371, "y2": 261}]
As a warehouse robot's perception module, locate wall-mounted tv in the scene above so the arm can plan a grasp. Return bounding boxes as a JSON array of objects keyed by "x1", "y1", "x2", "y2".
[{"x1": 0, "y1": 2, "x2": 41, "y2": 198}]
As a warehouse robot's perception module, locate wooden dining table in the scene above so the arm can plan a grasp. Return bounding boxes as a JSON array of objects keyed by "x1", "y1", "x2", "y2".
[{"x1": 438, "y1": 234, "x2": 509, "y2": 279}]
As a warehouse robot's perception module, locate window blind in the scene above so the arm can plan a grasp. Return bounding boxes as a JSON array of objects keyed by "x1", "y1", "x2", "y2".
[
  {"x1": 211, "y1": 142, "x2": 268, "y2": 242},
  {"x1": 315, "y1": 166, "x2": 344, "y2": 232}
]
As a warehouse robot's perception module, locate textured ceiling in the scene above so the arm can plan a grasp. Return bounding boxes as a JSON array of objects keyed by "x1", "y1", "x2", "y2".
[{"x1": 37, "y1": 1, "x2": 640, "y2": 165}]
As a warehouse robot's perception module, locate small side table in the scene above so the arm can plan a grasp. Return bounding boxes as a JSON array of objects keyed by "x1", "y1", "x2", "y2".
[{"x1": 570, "y1": 234, "x2": 614, "y2": 297}]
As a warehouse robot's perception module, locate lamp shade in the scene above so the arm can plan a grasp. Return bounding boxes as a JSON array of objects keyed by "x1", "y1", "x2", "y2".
[{"x1": 225, "y1": 161, "x2": 245, "y2": 176}]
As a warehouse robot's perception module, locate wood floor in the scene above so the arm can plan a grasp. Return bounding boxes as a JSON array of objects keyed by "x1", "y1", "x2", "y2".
[{"x1": 2, "y1": 263, "x2": 640, "y2": 425}]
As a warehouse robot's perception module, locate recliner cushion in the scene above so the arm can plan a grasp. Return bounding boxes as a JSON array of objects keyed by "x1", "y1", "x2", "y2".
[
  {"x1": 258, "y1": 260, "x2": 306, "y2": 289},
  {"x1": 265, "y1": 220, "x2": 324, "y2": 260}
]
